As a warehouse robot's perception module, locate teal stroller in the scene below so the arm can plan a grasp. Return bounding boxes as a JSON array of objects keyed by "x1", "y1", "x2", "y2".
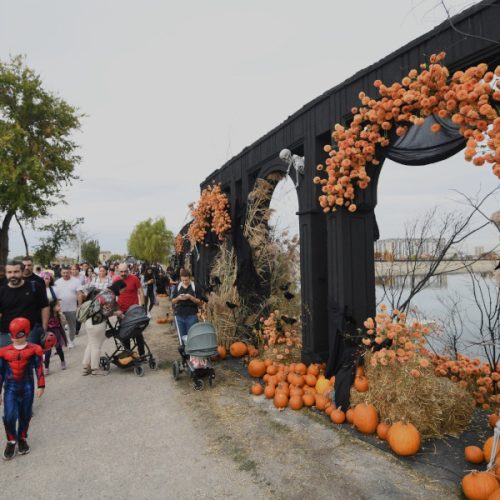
[{"x1": 172, "y1": 320, "x2": 218, "y2": 390}]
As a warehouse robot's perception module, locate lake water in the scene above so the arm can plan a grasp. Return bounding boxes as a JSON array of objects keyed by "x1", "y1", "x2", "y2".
[{"x1": 375, "y1": 272, "x2": 499, "y2": 360}]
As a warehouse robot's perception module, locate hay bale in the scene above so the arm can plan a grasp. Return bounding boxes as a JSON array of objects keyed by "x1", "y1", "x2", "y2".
[{"x1": 351, "y1": 354, "x2": 475, "y2": 438}]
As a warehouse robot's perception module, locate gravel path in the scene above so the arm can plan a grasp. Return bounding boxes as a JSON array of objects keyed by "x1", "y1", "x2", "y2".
[{"x1": 0, "y1": 329, "x2": 270, "y2": 500}]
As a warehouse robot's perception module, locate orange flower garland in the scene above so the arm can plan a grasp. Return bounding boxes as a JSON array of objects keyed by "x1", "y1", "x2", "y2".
[
  {"x1": 314, "y1": 53, "x2": 500, "y2": 213},
  {"x1": 175, "y1": 233, "x2": 184, "y2": 254},
  {"x1": 259, "y1": 310, "x2": 302, "y2": 361},
  {"x1": 188, "y1": 183, "x2": 231, "y2": 244}
]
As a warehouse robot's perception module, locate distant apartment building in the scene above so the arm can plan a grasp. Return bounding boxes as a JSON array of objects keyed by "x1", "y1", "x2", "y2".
[{"x1": 374, "y1": 238, "x2": 446, "y2": 260}]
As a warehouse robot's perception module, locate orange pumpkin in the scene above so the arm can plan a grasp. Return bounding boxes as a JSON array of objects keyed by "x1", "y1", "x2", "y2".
[
  {"x1": 295, "y1": 363, "x2": 307, "y2": 375},
  {"x1": 264, "y1": 358, "x2": 273, "y2": 367},
  {"x1": 489, "y1": 414, "x2": 500, "y2": 428},
  {"x1": 387, "y1": 422, "x2": 421, "y2": 456},
  {"x1": 353, "y1": 403, "x2": 379, "y2": 434},
  {"x1": 273, "y1": 392, "x2": 289, "y2": 409},
  {"x1": 346, "y1": 408, "x2": 355, "y2": 424},
  {"x1": 304, "y1": 374, "x2": 317, "y2": 387},
  {"x1": 315, "y1": 375, "x2": 331, "y2": 395},
  {"x1": 217, "y1": 345, "x2": 226, "y2": 360},
  {"x1": 248, "y1": 359, "x2": 267, "y2": 378},
  {"x1": 289, "y1": 386, "x2": 304, "y2": 398},
  {"x1": 229, "y1": 341, "x2": 248, "y2": 358},
  {"x1": 264, "y1": 384, "x2": 276, "y2": 399},
  {"x1": 302, "y1": 393, "x2": 315, "y2": 407},
  {"x1": 330, "y1": 409, "x2": 346, "y2": 424},
  {"x1": 266, "y1": 365, "x2": 278, "y2": 376},
  {"x1": 376, "y1": 422, "x2": 391, "y2": 441},
  {"x1": 250, "y1": 383, "x2": 263, "y2": 396},
  {"x1": 289, "y1": 395, "x2": 303, "y2": 411},
  {"x1": 276, "y1": 382, "x2": 290, "y2": 397},
  {"x1": 484, "y1": 436, "x2": 500, "y2": 463},
  {"x1": 325, "y1": 406, "x2": 334, "y2": 416},
  {"x1": 461, "y1": 471, "x2": 499, "y2": 500},
  {"x1": 354, "y1": 376, "x2": 369, "y2": 393},
  {"x1": 487, "y1": 488, "x2": 500, "y2": 500},
  {"x1": 307, "y1": 364, "x2": 320, "y2": 377},
  {"x1": 356, "y1": 366, "x2": 365, "y2": 378},
  {"x1": 465, "y1": 446, "x2": 484, "y2": 464},
  {"x1": 315, "y1": 394, "x2": 329, "y2": 411}
]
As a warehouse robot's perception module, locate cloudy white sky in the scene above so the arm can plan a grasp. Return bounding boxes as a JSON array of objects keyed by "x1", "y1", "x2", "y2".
[{"x1": 0, "y1": 0, "x2": 498, "y2": 257}]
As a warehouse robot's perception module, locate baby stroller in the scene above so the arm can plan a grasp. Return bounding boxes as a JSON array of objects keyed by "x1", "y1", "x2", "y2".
[
  {"x1": 172, "y1": 320, "x2": 217, "y2": 390},
  {"x1": 100, "y1": 305, "x2": 157, "y2": 377}
]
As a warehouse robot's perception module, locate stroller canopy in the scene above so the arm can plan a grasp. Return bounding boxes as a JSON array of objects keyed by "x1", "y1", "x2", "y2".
[
  {"x1": 118, "y1": 304, "x2": 150, "y2": 342},
  {"x1": 185, "y1": 322, "x2": 218, "y2": 357}
]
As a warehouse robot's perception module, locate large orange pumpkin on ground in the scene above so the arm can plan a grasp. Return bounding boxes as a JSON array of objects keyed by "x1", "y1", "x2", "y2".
[
  {"x1": 484, "y1": 436, "x2": 500, "y2": 463},
  {"x1": 289, "y1": 395, "x2": 303, "y2": 411},
  {"x1": 464, "y1": 446, "x2": 484, "y2": 464},
  {"x1": 315, "y1": 375, "x2": 331, "y2": 395},
  {"x1": 302, "y1": 393, "x2": 315, "y2": 407},
  {"x1": 461, "y1": 471, "x2": 499, "y2": 500},
  {"x1": 274, "y1": 392, "x2": 288, "y2": 409},
  {"x1": 250, "y1": 383, "x2": 263, "y2": 396},
  {"x1": 229, "y1": 341, "x2": 248, "y2": 358},
  {"x1": 330, "y1": 409, "x2": 346, "y2": 424},
  {"x1": 248, "y1": 359, "x2": 266, "y2": 378},
  {"x1": 346, "y1": 409, "x2": 355, "y2": 424},
  {"x1": 387, "y1": 422, "x2": 421, "y2": 456},
  {"x1": 353, "y1": 403, "x2": 379, "y2": 434},
  {"x1": 264, "y1": 385, "x2": 275, "y2": 399}
]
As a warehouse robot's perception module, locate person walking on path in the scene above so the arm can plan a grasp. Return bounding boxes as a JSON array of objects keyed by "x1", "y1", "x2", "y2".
[
  {"x1": 114, "y1": 264, "x2": 145, "y2": 355},
  {"x1": 22, "y1": 257, "x2": 45, "y2": 288},
  {"x1": 171, "y1": 269, "x2": 202, "y2": 342},
  {"x1": 41, "y1": 271, "x2": 58, "y2": 303},
  {"x1": 54, "y1": 267, "x2": 82, "y2": 348},
  {"x1": 44, "y1": 300, "x2": 67, "y2": 375},
  {"x1": 0, "y1": 317, "x2": 45, "y2": 460},
  {"x1": 91, "y1": 265, "x2": 112, "y2": 291},
  {"x1": 0, "y1": 261, "x2": 49, "y2": 348},
  {"x1": 141, "y1": 267, "x2": 157, "y2": 318},
  {"x1": 82, "y1": 280, "x2": 125, "y2": 376}
]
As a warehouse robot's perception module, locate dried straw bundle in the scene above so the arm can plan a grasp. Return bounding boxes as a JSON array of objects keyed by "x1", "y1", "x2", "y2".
[{"x1": 351, "y1": 353, "x2": 475, "y2": 438}]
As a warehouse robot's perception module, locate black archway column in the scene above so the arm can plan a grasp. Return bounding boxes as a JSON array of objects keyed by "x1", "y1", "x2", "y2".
[
  {"x1": 300, "y1": 133, "x2": 329, "y2": 364},
  {"x1": 325, "y1": 161, "x2": 383, "y2": 371}
]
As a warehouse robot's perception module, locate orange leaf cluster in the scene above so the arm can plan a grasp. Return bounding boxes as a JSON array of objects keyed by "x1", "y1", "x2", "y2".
[
  {"x1": 174, "y1": 233, "x2": 184, "y2": 255},
  {"x1": 428, "y1": 352, "x2": 500, "y2": 409},
  {"x1": 315, "y1": 53, "x2": 500, "y2": 213},
  {"x1": 260, "y1": 310, "x2": 302, "y2": 362},
  {"x1": 362, "y1": 306, "x2": 431, "y2": 373},
  {"x1": 188, "y1": 183, "x2": 231, "y2": 244}
]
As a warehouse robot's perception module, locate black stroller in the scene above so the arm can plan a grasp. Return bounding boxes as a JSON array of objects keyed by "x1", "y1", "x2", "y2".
[
  {"x1": 100, "y1": 305, "x2": 157, "y2": 377},
  {"x1": 172, "y1": 320, "x2": 217, "y2": 390}
]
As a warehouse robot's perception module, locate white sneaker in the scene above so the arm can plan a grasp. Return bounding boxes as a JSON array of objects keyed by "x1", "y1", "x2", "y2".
[
  {"x1": 147, "y1": 313, "x2": 151, "y2": 319},
  {"x1": 67, "y1": 340, "x2": 75, "y2": 349}
]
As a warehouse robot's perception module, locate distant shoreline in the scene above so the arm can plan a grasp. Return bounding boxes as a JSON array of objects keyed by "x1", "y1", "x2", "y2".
[{"x1": 375, "y1": 259, "x2": 496, "y2": 277}]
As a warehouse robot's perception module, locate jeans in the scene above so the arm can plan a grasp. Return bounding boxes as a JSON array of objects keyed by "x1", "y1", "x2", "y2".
[
  {"x1": 175, "y1": 315, "x2": 198, "y2": 343},
  {"x1": 63, "y1": 311, "x2": 77, "y2": 341}
]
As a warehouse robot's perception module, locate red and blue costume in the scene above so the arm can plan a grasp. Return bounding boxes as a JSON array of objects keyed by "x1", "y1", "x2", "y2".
[{"x1": 0, "y1": 343, "x2": 45, "y2": 442}]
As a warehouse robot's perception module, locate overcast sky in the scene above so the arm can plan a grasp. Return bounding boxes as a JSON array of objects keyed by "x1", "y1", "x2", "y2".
[{"x1": 0, "y1": 0, "x2": 498, "y2": 257}]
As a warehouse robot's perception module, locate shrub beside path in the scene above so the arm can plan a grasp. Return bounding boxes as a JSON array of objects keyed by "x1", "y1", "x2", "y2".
[{"x1": 1, "y1": 298, "x2": 458, "y2": 499}]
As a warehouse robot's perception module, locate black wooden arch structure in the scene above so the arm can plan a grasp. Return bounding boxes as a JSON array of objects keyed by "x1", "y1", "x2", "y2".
[{"x1": 189, "y1": 1, "x2": 500, "y2": 365}]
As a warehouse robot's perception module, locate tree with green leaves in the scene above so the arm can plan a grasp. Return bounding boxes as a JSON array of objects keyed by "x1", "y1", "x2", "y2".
[
  {"x1": 33, "y1": 218, "x2": 83, "y2": 266},
  {"x1": 81, "y1": 239, "x2": 100, "y2": 266},
  {"x1": 108, "y1": 253, "x2": 124, "y2": 262},
  {"x1": 127, "y1": 218, "x2": 173, "y2": 263},
  {"x1": 0, "y1": 55, "x2": 81, "y2": 264}
]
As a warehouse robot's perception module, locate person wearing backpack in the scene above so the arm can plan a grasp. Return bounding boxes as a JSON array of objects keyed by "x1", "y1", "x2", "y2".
[
  {"x1": 81, "y1": 280, "x2": 126, "y2": 376},
  {"x1": 0, "y1": 261, "x2": 49, "y2": 348}
]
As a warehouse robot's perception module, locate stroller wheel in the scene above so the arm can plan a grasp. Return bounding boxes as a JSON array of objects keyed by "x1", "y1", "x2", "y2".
[
  {"x1": 100, "y1": 356, "x2": 110, "y2": 371},
  {"x1": 172, "y1": 361, "x2": 180, "y2": 381},
  {"x1": 134, "y1": 365, "x2": 145, "y2": 377},
  {"x1": 194, "y1": 379, "x2": 204, "y2": 391},
  {"x1": 149, "y1": 359, "x2": 157, "y2": 370}
]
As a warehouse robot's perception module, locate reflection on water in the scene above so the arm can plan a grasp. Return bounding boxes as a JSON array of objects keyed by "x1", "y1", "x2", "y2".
[
  {"x1": 376, "y1": 274, "x2": 448, "y2": 289},
  {"x1": 376, "y1": 272, "x2": 499, "y2": 359}
]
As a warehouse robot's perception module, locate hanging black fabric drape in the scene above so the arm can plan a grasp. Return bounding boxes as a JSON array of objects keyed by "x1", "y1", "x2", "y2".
[
  {"x1": 327, "y1": 114, "x2": 466, "y2": 409},
  {"x1": 386, "y1": 114, "x2": 465, "y2": 165}
]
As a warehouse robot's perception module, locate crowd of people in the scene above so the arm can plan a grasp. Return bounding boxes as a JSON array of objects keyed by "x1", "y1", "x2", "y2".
[{"x1": 0, "y1": 256, "x2": 188, "y2": 460}]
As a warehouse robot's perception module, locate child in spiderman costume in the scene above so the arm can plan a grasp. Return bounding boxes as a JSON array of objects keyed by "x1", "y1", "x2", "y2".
[{"x1": 0, "y1": 317, "x2": 45, "y2": 460}]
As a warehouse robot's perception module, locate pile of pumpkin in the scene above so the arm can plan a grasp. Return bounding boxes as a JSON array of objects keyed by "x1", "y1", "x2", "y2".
[
  {"x1": 462, "y1": 416, "x2": 500, "y2": 500},
  {"x1": 156, "y1": 315, "x2": 172, "y2": 324},
  {"x1": 246, "y1": 357, "x2": 421, "y2": 457}
]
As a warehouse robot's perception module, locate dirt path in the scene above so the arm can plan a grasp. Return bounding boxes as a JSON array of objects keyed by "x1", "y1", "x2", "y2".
[{"x1": 1, "y1": 298, "x2": 459, "y2": 499}]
